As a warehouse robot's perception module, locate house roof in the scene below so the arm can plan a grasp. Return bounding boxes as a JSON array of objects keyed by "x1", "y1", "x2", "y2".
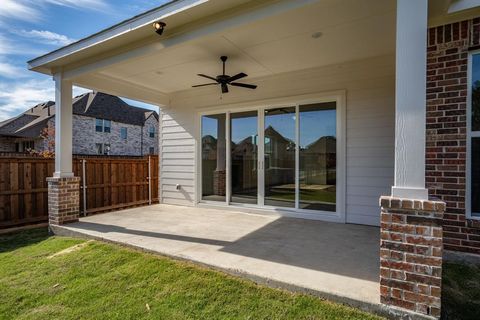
[{"x1": 0, "y1": 92, "x2": 158, "y2": 138}]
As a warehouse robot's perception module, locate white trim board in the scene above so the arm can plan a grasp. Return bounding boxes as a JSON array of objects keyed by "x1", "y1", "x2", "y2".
[{"x1": 467, "y1": 50, "x2": 480, "y2": 220}]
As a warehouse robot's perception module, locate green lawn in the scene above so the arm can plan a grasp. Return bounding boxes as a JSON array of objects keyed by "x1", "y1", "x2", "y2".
[
  {"x1": 0, "y1": 228, "x2": 381, "y2": 320},
  {"x1": 442, "y1": 261, "x2": 480, "y2": 320}
]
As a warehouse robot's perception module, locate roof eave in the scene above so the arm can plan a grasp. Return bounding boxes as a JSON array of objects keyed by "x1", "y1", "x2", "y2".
[{"x1": 27, "y1": 0, "x2": 208, "y2": 73}]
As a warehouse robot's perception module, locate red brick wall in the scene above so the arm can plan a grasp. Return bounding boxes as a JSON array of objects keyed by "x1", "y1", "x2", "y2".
[
  {"x1": 380, "y1": 196, "x2": 445, "y2": 318},
  {"x1": 426, "y1": 18, "x2": 480, "y2": 254}
]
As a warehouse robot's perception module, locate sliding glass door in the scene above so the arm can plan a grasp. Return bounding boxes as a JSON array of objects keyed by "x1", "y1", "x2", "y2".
[
  {"x1": 299, "y1": 103, "x2": 336, "y2": 212},
  {"x1": 201, "y1": 114, "x2": 226, "y2": 202},
  {"x1": 230, "y1": 111, "x2": 258, "y2": 204},
  {"x1": 264, "y1": 107, "x2": 296, "y2": 207},
  {"x1": 200, "y1": 100, "x2": 337, "y2": 213}
]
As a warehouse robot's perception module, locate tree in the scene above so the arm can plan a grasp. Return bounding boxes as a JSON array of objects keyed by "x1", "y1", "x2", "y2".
[{"x1": 27, "y1": 125, "x2": 55, "y2": 158}]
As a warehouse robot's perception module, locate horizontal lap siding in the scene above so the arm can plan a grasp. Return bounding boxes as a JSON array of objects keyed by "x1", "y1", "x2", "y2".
[
  {"x1": 346, "y1": 78, "x2": 394, "y2": 225},
  {"x1": 160, "y1": 111, "x2": 195, "y2": 206},
  {"x1": 162, "y1": 55, "x2": 395, "y2": 225}
]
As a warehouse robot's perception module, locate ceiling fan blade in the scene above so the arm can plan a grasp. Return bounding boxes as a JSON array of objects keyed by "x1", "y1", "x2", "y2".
[
  {"x1": 227, "y1": 72, "x2": 247, "y2": 82},
  {"x1": 192, "y1": 83, "x2": 218, "y2": 87},
  {"x1": 197, "y1": 74, "x2": 218, "y2": 82},
  {"x1": 221, "y1": 83, "x2": 229, "y2": 93},
  {"x1": 230, "y1": 82, "x2": 257, "y2": 89}
]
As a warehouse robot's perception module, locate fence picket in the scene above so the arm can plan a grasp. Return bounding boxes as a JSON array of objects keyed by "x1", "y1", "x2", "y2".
[{"x1": 0, "y1": 155, "x2": 159, "y2": 229}]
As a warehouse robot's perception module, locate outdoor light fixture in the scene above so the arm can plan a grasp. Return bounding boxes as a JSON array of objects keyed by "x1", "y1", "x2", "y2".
[{"x1": 153, "y1": 21, "x2": 166, "y2": 35}]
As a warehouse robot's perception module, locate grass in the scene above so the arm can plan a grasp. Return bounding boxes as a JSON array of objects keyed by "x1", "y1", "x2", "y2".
[
  {"x1": 0, "y1": 228, "x2": 381, "y2": 320},
  {"x1": 442, "y1": 261, "x2": 480, "y2": 320}
]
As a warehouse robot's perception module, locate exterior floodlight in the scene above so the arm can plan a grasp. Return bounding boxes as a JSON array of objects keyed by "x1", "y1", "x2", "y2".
[{"x1": 153, "y1": 21, "x2": 166, "y2": 35}]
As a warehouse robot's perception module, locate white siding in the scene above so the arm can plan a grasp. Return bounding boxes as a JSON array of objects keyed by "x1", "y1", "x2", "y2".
[
  {"x1": 159, "y1": 110, "x2": 196, "y2": 206},
  {"x1": 160, "y1": 54, "x2": 395, "y2": 226}
]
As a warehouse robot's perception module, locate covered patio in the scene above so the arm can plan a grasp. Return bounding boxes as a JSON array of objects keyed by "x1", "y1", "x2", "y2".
[
  {"x1": 52, "y1": 204, "x2": 381, "y2": 309},
  {"x1": 28, "y1": 0, "x2": 479, "y2": 318}
]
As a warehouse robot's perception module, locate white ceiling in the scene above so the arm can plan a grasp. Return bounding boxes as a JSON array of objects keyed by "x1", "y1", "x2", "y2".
[{"x1": 88, "y1": 0, "x2": 396, "y2": 94}]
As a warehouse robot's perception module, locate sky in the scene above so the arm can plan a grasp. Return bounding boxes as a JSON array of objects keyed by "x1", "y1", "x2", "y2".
[{"x1": 0, "y1": 0, "x2": 171, "y2": 121}]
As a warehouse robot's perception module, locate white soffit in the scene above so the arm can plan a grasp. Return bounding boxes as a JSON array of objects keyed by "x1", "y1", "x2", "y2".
[
  {"x1": 428, "y1": 0, "x2": 480, "y2": 26},
  {"x1": 448, "y1": 0, "x2": 480, "y2": 14},
  {"x1": 88, "y1": 0, "x2": 396, "y2": 94}
]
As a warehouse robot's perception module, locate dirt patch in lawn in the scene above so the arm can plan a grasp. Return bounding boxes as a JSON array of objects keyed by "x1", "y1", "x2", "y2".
[{"x1": 47, "y1": 240, "x2": 93, "y2": 259}]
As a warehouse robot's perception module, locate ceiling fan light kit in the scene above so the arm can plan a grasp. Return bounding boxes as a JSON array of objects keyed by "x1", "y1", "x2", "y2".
[{"x1": 192, "y1": 56, "x2": 257, "y2": 94}]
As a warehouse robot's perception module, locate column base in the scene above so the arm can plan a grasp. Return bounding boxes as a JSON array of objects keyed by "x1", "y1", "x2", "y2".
[
  {"x1": 47, "y1": 176, "x2": 80, "y2": 225},
  {"x1": 391, "y1": 186, "x2": 429, "y2": 200},
  {"x1": 379, "y1": 195, "x2": 445, "y2": 319}
]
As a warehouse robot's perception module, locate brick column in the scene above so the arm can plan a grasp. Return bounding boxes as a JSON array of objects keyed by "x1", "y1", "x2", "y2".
[
  {"x1": 47, "y1": 176, "x2": 80, "y2": 225},
  {"x1": 380, "y1": 196, "x2": 445, "y2": 319}
]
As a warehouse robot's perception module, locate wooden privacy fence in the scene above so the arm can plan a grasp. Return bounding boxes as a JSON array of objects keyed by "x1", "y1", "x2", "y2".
[{"x1": 0, "y1": 155, "x2": 159, "y2": 229}]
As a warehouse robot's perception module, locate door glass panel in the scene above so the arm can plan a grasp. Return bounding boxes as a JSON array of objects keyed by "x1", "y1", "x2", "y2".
[
  {"x1": 299, "y1": 102, "x2": 336, "y2": 211},
  {"x1": 230, "y1": 111, "x2": 258, "y2": 204},
  {"x1": 472, "y1": 138, "x2": 480, "y2": 216},
  {"x1": 201, "y1": 114, "x2": 226, "y2": 202},
  {"x1": 264, "y1": 107, "x2": 296, "y2": 207}
]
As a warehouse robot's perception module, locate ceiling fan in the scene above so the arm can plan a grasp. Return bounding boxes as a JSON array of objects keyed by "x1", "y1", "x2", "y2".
[{"x1": 192, "y1": 56, "x2": 257, "y2": 93}]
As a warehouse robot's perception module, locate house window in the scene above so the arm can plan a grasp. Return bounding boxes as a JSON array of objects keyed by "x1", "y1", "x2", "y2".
[
  {"x1": 149, "y1": 126, "x2": 155, "y2": 138},
  {"x1": 95, "y1": 118, "x2": 111, "y2": 133},
  {"x1": 120, "y1": 127, "x2": 127, "y2": 139},
  {"x1": 149, "y1": 147, "x2": 155, "y2": 155},
  {"x1": 95, "y1": 143, "x2": 110, "y2": 155},
  {"x1": 15, "y1": 141, "x2": 34, "y2": 152},
  {"x1": 104, "y1": 120, "x2": 111, "y2": 133},
  {"x1": 104, "y1": 143, "x2": 111, "y2": 155},
  {"x1": 23, "y1": 141, "x2": 34, "y2": 150},
  {"x1": 469, "y1": 53, "x2": 480, "y2": 217},
  {"x1": 95, "y1": 143, "x2": 103, "y2": 154},
  {"x1": 95, "y1": 119, "x2": 103, "y2": 132}
]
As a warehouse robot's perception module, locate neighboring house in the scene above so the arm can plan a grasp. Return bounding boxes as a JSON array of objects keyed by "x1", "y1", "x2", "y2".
[
  {"x1": 25, "y1": 1, "x2": 480, "y2": 318},
  {"x1": 0, "y1": 92, "x2": 158, "y2": 156}
]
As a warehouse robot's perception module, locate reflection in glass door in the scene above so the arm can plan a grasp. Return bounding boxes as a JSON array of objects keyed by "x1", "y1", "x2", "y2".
[
  {"x1": 264, "y1": 107, "x2": 296, "y2": 207},
  {"x1": 201, "y1": 100, "x2": 338, "y2": 213},
  {"x1": 299, "y1": 102, "x2": 336, "y2": 211},
  {"x1": 201, "y1": 114, "x2": 226, "y2": 202},
  {"x1": 230, "y1": 111, "x2": 258, "y2": 204}
]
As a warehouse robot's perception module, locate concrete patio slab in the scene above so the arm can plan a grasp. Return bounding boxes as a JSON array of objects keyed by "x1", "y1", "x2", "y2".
[{"x1": 52, "y1": 204, "x2": 381, "y2": 311}]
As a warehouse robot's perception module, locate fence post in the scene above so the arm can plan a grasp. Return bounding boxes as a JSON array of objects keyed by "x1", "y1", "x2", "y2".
[
  {"x1": 82, "y1": 159, "x2": 87, "y2": 216},
  {"x1": 148, "y1": 156, "x2": 152, "y2": 205}
]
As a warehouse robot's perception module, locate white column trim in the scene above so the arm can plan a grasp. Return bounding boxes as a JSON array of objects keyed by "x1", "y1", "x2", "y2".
[
  {"x1": 392, "y1": 0, "x2": 429, "y2": 200},
  {"x1": 53, "y1": 73, "x2": 74, "y2": 178}
]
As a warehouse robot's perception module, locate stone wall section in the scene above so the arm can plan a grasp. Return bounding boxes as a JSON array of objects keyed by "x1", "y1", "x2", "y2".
[{"x1": 142, "y1": 114, "x2": 159, "y2": 155}]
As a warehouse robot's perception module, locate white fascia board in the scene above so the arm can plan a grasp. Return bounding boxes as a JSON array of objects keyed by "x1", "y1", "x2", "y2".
[
  {"x1": 448, "y1": 0, "x2": 480, "y2": 14},
  {"x1": 27, "y1": 0, "x2": 208, "y2": 71}
]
